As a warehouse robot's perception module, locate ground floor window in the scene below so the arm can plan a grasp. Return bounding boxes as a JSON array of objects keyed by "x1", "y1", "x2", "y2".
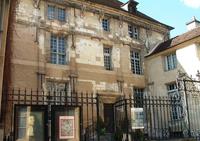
[{"x1": 166, "y1": 83, "x2": 183, "y2": 120}]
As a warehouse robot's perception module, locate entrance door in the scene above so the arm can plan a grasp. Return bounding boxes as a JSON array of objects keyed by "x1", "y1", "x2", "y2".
[{"x1": 104, "y1": 104, "x2": 114, "y2": 133}]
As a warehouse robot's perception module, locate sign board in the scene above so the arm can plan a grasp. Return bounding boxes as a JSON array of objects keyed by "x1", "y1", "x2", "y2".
[
  {"x1": 59, "y1": 116, "x2": 75, "y2": 139},
  {"x1": 131, "y1": 108, "x2": 144, "y2": 129}
]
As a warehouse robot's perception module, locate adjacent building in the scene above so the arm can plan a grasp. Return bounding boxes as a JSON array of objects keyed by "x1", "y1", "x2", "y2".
[{"x1": 145, "y1": 17, "x2": 200, "y2": 138}]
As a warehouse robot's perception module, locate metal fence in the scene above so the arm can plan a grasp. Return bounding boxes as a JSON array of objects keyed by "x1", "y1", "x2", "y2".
[
  {"x1": 2, "y1": 78, "x2": 200, "y2": 141},
  {"x1": 2, "y1": 88, "x2": 98, "y2": 141}
]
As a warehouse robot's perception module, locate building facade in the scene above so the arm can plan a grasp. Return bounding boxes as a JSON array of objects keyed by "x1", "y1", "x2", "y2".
[
  {"x1": 2, "y1": 0, "x2": 173, "y2": 140},
  {"x1": 145, "y1": 17, "x2": 200, "y2": 138}
]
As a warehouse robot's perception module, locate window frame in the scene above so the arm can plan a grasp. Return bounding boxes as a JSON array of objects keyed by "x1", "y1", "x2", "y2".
[
  {"x1": 102, "y1": 18, "x2": 110, "y2": 32},
  {"x1": 47, "y1": 4, "x2": 66, "y2": 22},
  {"x1": 130, "y1": 50, "x2": 142, "y2": 75},
  {"x1": 103, "y1": 46, "x2": 112, "y2": 70},
  {"x1": 50, "y1": 34, "x2": 67, "y2": 65},
  {"x1": 128, "y1": 24, "x2": 139, "y2": 39},
  {"x1": 166, "y1": 82, "x2": 183, "y2": 120},
  {"x1": 133, "y1": 88, "x2": 144, "y2": 108},
  {"x1": 165, "y1": 53, "x2": 177, "y2": 71}
]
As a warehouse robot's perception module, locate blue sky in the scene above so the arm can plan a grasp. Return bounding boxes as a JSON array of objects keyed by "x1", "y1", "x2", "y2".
[{"x1": 120, "y1": 0, "x2": 200, "y2": 37}]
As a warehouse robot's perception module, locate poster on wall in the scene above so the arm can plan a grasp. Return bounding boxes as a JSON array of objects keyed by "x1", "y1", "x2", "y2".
[
  {"x1": 59, "y1": 116, "x2": 75, "y2": 139},
  {"x1": 131, "y1": 108, "x2": 144, "y2": 129}
]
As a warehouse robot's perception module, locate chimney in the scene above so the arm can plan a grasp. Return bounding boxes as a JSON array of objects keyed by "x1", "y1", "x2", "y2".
[
  {"x1": 128, "y1": 0, "x2": 139, "y2": 14},
  {"x1": 186, "y1": 16, "x2": 200, "y2": 31}
]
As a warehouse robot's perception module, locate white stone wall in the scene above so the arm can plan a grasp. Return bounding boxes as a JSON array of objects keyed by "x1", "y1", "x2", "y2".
[
  {"x1": 177, "y1": 43, "x2": 200, "y2": 78},
  {"x1": 146, "y1": 42, "x2": 200, "y2": 97}
]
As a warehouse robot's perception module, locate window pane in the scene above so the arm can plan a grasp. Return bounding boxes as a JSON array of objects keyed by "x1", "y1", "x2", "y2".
[
  {"x1": 18, "y1": 128, "x2": 26, "y2": 139},
  {"x1": 58, "y1": 8, "x2": 65, "y2": 21},
  {"x1": 102, "y1": 19, "x2": 109, "y2": 31},
  {"x1": 130, "y1": 50, "x2": 142, "y2": 75},
  {"x1": 134, "y1": 88, "x2": 144, "y2": 108},
  {"x1": 59, "y1": 55, "x2": 66, "y2": 65},
  {"x1": 128, "y1": 25, "x2": 133, "y2": 38},
  {"x1": 128, "y1": 25, "x2": 138, "y2": 39},
  {"x1": 50, "y1": 35, "x2": 66, "y2": 65},
  {"x1": 166, "y1": 53, "x2": 177, "y2": 71},
  {"x1": 18, "y1": 117, "x2": 26, "y2": 127},
  {"x1": 48, "y1": 5, "x2": 55, "y2": 20},
  {"x1": 51, "y1": 35, "x2": 57, "y2": 53},
  {"x1": 51, "y1": 53, "x2": 57, "y2": 64},
  {"x1": 58, "y1": 37, "x2": 65, "y2": 54},
  {"x1": 104, "y1": 47, "x2": 112, "y2": 70}
]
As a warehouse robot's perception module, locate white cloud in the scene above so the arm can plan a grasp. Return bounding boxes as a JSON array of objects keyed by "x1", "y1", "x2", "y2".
[{"x1": 180, "y1": 0, "x2": 200, "y2": 8}]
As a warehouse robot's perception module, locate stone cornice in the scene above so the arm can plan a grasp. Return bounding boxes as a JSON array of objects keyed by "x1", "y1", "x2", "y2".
[{"x1": 45, "y1": 0, "x2": 170, "y2": 34}]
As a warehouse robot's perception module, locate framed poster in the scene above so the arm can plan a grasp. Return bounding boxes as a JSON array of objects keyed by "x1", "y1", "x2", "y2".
[
  {"x1": 59, "y1": 116, "x2": 75, "y2": 139},
  {"x1": 131, "y1": 108, "x2": 144, "y2": 129}
]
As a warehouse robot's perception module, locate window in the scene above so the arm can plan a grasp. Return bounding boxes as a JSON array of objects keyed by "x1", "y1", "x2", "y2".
[
  {"x1": 167, "y1": 83, "x2": 177, "y2": 95},
  {"x1": 166, "y1": 83, "x2": 183, "y2": 120},
  {"x1": 102, "y1": 19, "x2": 110, "y2": 31},
  {"x1": 15, "y1": 106, "x2": 47, "y2": 141},
  {"x1": 47, "y1": 5, "x2": 66, "y2": 21},
  {"x1": 134, "y1": 88, "x2": 144, "y2": 108},
  {"x1": 130, "y1": 50, "x2": 142, "y2": 75},
  {"x1": 50, "y1": 34, "x2": 66, "y2": 65},
  {"x1": 103, "y1": 47, "x2": 112, "y2": 70},
  {"x1": 128, "y1": 25, "x2": 138, "y2": 39},
  {"x1": 165, "y1": 53, "x2": 177, "y2": 71}
]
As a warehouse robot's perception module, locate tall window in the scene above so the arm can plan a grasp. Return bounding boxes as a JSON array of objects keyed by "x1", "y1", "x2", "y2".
[
  {"x1": 166, "y1": 83, "x2": 182, "y2": 120},
  {"x1": 128, "y1": 25, "x2": 138, "y2": 39},
  {"x1": 47, "y1": 5, "x2": 66, "y2": 21},
  {"x1": 50, "y1": 34, "x2": 66, "y2": 65},
  {"x1": 102, "y1": 19, "x2": 110, "y2": 31},
  {"x1": 130, "y1": 50, "x2": 142, "y2": 75},
  {"x1": 134, "y1": 88, "x2": 144, "y2": 108},
  {"x1": 165, "y1": 53, "x2": 177, "y2": 71},
  {"x1": 104, "y1": 47, "x2": 112, "y2": 70}
]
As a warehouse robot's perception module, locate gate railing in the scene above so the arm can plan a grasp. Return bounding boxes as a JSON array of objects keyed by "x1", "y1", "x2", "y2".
[
  {"x1": 2, "y1": 88, "x2": 99, "y2": 141},
  {"x1": 114, "y1": 94, "x2": 197, "y2": 140}
]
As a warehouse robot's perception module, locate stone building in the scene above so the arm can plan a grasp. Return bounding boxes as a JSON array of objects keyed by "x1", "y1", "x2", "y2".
[
  {"x1": 145, "y1": 17, "x2": 200, "y2": 138},
  {"x1": 0, "y1": 0, "x2": 12, "y2": 139},
  {"x1": 146, "y1": 17, "x2": 200, "y2": 97},
  {"x1": 1, "y1": 0, "x2": 173, "y2": 140}
]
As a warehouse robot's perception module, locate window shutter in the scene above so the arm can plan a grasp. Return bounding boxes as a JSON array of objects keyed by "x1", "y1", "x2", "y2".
[{"x1": 45, "y1": 32, "x2": 51, "y2": 63}]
